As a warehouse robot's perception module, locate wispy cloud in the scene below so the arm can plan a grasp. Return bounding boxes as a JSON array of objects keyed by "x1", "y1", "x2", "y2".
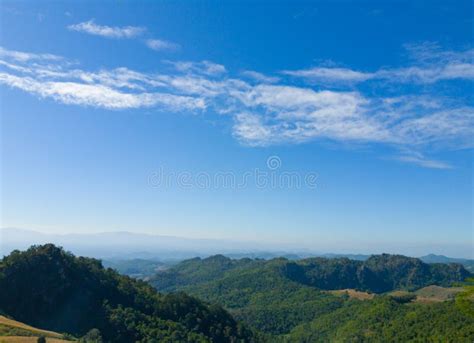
[
  {"x1": 0, "y1": 46, "x2": 62, "y2": 62},
  {"x1": 0, "y1": 72, "x2": 205, "y2": 110},
  {"x1": 145, "y1": 39, "x2": 180, "y2": 51},
  {"x1": 68, "y1": 20, "x2": 145, "y2": 39},
  {"x1": 166, "y1": 60, "x2": 227, "y2": 76},
  {"x1": 241, "y1": 70, "x2": 279, "y2": 83},
  {"x1": 0, "y1": 45, "x2": 472, "y2": 169},
  {"x1": 68, "y1": 20, "x2": 180, "y2": 54},
  {"x1": 393, "y1": 151, "x2": 452, "y2": 169},
  {"x1": 283, "y1": 67, "x2": 373, "y2": 83},
  {"x1": 283, "y1": 44, "x2": 474, "y2": 84}
]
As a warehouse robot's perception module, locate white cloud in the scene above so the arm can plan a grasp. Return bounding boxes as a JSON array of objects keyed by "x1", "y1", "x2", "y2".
[
  {"x1": 392, "y1": 107, "x2": 474, "y2": 148},
  {"x1": 0, "y1": 72, "x2": 205, "y2": 110},
  {"x1": 1, "y1": 45, "x2": 472, "y2": 169},
  {"x1": 156, "y1": 75, "x2": 225, "y2": 97},
  {"x1": 283, "y1": 45, "x2": 474, "y2": 84},
  {"x1": 68, "y1": 20, "x2": 145, "y2": 39},
  {"x1": 231, "y1": 85, "x2": 389, "y2": 146},
  {"x1": 168, "y1": 60, "x2": 227, "y2": 76},
  {"x1": 230, "y1": 84, "x2": 473, "y2": 157},
  {"x1": 282, "y1": 67, "x2": 373, "y2": 83},
  {"x1": 146, "y1": 39, "x2": 179, "y2": 51},
  {"x1": 0, "y1": 46, "x2": 62, "y2": 62},
  {"x1": 393, "y1": 151, "x2": 452, "y2": 169},
  {"x1": 241, "y1": 70, "x2": 279, "y2": 83},
  {"x1": 233, "y1": 113, "x2": 273, "y2": 145}
]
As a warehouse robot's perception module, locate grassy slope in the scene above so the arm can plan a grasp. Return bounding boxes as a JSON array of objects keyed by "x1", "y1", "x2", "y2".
[
  {"x1": 415, "y1": 285, "x2": 464, "y2": 302},
  {"x1": 0, "y1": 315, "x2": 72, "y2": 342},
  {"x1": 0, "y1": 338, "x2": 71, "y2": 343},
  {"x1": 327, "y1": 289, "x2": 375, "y2": 300}
]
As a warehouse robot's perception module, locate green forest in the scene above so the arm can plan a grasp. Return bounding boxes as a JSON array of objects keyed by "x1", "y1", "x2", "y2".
[
  {"x1": 150, "y1": 254, "x2": 474, "y2": 341},
  {"x1": 0, "y1": 245, "x2": 257, "y2": 342},
  {"x1": 1, "y1": 245, "x2": 473, "y2": 342}
]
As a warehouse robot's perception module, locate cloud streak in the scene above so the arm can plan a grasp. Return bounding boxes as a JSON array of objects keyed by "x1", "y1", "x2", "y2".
[
  {"x1": 145, "y1": 39, "x2": 180, "y2": 51},
  {"x1": 283, "y1": 67, "x2": 373, "y2": 83},
  {"x1": 283, "y1": 44, "x2": 474, "y2": 85},
  {"x1": 68, "y1": 20, "x2": 180, "y2": 54},
  {"x1": 68, "y1": 20, "x2": 145, "y2": 39},
  {"x1": 241, "y1": 70, "x2": 280, "y2": 83},
  {"x1": 393, "y1": 151, "x2": 452, "y2": 169},
  {"x1": 0, "y1": 46, "x2": 62, "y2": 62},
  {"x1": 0, "y1": 44, "x2": 472, "y2": 168}
]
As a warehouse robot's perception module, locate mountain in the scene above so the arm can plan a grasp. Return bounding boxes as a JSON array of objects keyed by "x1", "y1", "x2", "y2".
[
  {"x1": 149, "y1": 254, "x2": 472, "y2": 337},
  {"x1": 3, "y1": 228, "x2": 472, "y2": 262},
  {"x1": 420, "y1": 254, "x2": 474, "y2": 272},
  {"x1": 1, "y1": 246, "x2": 472, "y2": 342},
  {"x1": 151, "y1": 254, "x2": 470, "y2": 294},
  {"x1": 0, "y1": 228, "x2": 316, "y2": 261},
  {"x1": 0, "y1": 228, "x2": 248, "y2": 260},
  {"x1": 0, "y1": 244, "x2": 257, "y2": 342}
]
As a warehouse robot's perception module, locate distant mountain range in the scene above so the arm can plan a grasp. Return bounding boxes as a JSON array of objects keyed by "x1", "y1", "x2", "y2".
[
  {"x1": 0, "y1": 227, "x2": 266, "y2": 260},
  {"x1": 1, "y1": 228, "x2": 472, "y2": 272}
]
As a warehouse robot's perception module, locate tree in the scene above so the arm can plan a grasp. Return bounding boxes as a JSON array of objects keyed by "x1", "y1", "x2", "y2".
[{"x1": 80, "y1": 328, "x2": 103, "y2": 343}]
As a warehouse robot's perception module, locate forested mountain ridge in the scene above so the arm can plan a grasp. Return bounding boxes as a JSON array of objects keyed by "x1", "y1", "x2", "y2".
[
  {"x1": 149, "y1": 253, "x2": 473, "y2": 339},
  {"x1": 151, "y1": 253, "x2": 470, "y2": 293},
  {"x1": 0, "y1": 245, "x2": 258, "y2": 342},
  {"x1": 420, "y1": 254, "x2": 474, "y2": 272},
  {"x1": 1, "y1": 246, "x2": 472, "y2": 342}
]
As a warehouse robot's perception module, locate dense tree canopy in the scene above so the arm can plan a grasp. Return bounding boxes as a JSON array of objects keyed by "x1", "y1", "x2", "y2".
[
  {"x1": 151, "y1": 254, "x2": 470, "y2": 295},
  {"x1": 150, "y1": 254, "x2": 472, "y2": 339},
  {"x1": 1, "y1": 246, "x2": 472, "y2": 342},
  {"x1": 0, "y1": 245, "x2": 256, "y2": 342}
]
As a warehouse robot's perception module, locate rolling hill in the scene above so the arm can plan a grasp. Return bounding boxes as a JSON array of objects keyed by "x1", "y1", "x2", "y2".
[
  {"x1": 0, "y1": 315, "x2": 73, "y2": 342},
  {"x1": 0, "y1": 245, "x2": 257, "y2": 342},
  {"x1": 151, "y1": 253, "x2": 470, "y2": 293},
  {"x1": 1, "y1": 246, "x2": 472, "y2": 342},
  {"x1": 150, "y1": 254, "x2": 473, "y2": 339}
]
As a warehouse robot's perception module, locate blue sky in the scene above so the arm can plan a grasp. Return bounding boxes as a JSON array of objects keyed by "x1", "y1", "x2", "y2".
[{"x1": 0, "y1": 1, "x2": 472, "y2": 257}]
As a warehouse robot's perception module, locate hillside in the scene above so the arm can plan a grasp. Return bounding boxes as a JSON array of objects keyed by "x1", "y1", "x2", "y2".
[
  {"x1": 151, "y1": 253, "x2": 470, "y2": 293},
  {"x1": 285, "y1": 296, "x2": 474, "y2": 342},
  {"x1": 420, "y1": 254, "x2": 474, "y2": 273},
  {"x1": 0, "y1": 245, "x2": 257, "y2": 342},
  {"x1": 1, "y1": 246, "x2": 472, "y2": 342},
  {"x1": 150, "y1": 254, "x2": 472, "y2": 338},
  {"x1": 0, "y1": 315, "x2": 73, "y2": 342}
]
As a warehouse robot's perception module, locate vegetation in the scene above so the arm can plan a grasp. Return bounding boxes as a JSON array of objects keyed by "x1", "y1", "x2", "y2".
[
  {"x1": 0, "y1": 315, "x2": 73, "y2": 343},
  {"x1": 0, "y1": 245, "x2": 256, "y2": 342},
  {"x1": 421, "y1": 254, "x2": 474, "y2": 273},
  {"x1": 0, "y1": 315, "x2": 68, "y2": 339},
  {"x1": 1, "y1": 246, "x2": 472, "y2": 342},
  {"x1": 456, "y1": 277, "x2": 474, "y2": 318},
  {"x1": 414, "y1": 285, "x2": 463, "y2": 302},
  {"x1": 152, "y1": 254, "x2": 469, "y2": 294},
  {"x1": 150, "y1": 254, "x2": 473, "y2": 340},
  {"x1": 102, "y1": 259, "x2": 166, "y2": 279},
  {"x1": 286, "y1": 297, "x2": 474, "y2": 342}
]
